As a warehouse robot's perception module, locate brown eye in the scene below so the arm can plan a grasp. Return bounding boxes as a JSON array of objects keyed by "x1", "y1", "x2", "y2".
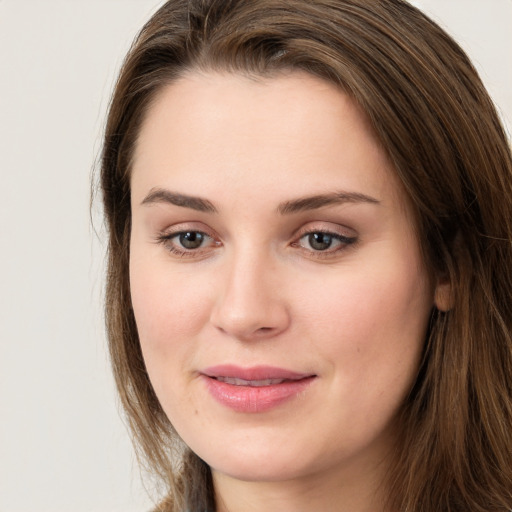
[
  {"x1": 156, "y1": 230, "x2": 217, "y2": 257},
  {"x1": 296, "y1": 230, "x2": 357, "y2": 255},
  {"x1": 179, "y1": 231, "x2": 205, "y2": 249}
]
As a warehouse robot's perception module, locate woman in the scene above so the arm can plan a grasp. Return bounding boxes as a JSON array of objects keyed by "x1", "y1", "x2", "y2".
[{"x1": 100, "y1": 0, "x2": 512, "y2": 510}]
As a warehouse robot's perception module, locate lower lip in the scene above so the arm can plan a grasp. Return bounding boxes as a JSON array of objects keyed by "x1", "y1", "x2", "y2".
[{"x1": 201, "y1": 375, "x2": 316, "y2": 413}]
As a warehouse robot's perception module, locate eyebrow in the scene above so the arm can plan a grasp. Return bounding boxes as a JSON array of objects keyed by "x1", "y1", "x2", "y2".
[
  {"x1": 141, "y1": 188, "x2": 380, "y2": 214},
  {"x1": 141, "y1": 188, "x2": 217, "y2": 213},
  {"x1": 277, "y1": 191, "x2": 380, "y2": 214}
]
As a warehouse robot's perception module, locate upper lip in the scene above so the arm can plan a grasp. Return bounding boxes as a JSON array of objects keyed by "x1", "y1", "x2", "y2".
[{"x1": 202, "y1": 364, "x2": 315, "y2": 381}]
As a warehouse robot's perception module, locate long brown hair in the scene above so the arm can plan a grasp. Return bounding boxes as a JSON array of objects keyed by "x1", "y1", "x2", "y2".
[{"x1": 100, "y1": 1, "x2": 512, "y2": 510}]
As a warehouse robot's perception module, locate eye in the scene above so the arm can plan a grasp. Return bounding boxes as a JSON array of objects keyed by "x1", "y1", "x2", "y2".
[
  {"x1": 305, "y1": 232, "x2": 336, "y2": 251},
  {"x1": 178, "y1": 231, "x2": 207, "y2": 249},
  {"x1": 156, "y1": 229, "x2": 219, "y2": 257},
  {"x1": 294, "y1": 229, "x2": 357, "y2": 255}
]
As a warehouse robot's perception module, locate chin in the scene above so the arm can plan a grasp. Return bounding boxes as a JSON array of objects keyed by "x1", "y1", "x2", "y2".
[
  {"x1": 210, "y1": 456, "x2": 308, "y2": 483},
  {"x1": 195, "y1": 435, "x2": 322, "y2": 483}
]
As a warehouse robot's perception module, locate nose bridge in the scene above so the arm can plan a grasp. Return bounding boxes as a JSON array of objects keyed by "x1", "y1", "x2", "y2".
[{"x1": 210, "y1": 243, "x2": 289, "y2": 340}]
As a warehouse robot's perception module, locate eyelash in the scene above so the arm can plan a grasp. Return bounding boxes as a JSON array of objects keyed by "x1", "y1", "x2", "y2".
[
  {"x1": 292, "y1": 229, "x2": 358, "y2": 258},
  {"x1": 155, "y1": 230, "x2": 218, "y2": 258},
  {"x1": 155, "y1": 227, "x2": 357, "y2": 259}
]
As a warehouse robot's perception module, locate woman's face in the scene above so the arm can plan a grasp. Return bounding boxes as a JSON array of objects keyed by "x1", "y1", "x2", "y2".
[{"x1": 130, "y1": 71, "x2": 437, "y2": 489}]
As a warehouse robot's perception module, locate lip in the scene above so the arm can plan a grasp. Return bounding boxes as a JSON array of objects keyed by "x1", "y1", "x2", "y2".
[{"x1": 201, "y1": 365, "x2": 316, "y2": 413}]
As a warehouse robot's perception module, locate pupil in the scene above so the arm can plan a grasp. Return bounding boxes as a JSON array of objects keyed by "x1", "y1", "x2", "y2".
[
  {"x1": 309, "y1": 233, "x2": 332, "y2": 251},
  {"x1": 180, "y1": 232, "x2": 203, "y2": 249}
]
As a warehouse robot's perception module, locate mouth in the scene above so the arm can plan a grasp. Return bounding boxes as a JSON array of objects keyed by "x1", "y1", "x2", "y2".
[
  {"x1": 202, "y1": 364, "x2": 314, "y2": 381},
  {"x1": 214, "y1": 376, "x2": 293, "y2": 386},
  {"x1": 201, "y1": 365, "x2": 316, "y2": 412}
]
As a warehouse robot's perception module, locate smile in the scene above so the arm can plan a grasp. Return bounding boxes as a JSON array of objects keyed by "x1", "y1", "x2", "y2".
[
  {"x1": 201, "y1": 365, "x2": 316, "y2": 413},
  {"x1": 214, "y1": 376, "x2": 289, "y2": 386}
]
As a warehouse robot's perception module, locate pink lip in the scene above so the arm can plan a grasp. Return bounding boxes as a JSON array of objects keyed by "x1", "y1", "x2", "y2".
[{"x1": 201, "y1": 365, "x2": 316, "y2": 413}]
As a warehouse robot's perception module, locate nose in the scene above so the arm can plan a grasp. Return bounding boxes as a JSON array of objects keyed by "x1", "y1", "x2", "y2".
[{"x1": 209, "y1": 250, "x2": 290, "y2": 341}]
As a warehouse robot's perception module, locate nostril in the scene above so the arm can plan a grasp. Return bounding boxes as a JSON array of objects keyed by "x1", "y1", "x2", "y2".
[{"x1": 210, "y1": 287, "x2": 291, "y2": 340}]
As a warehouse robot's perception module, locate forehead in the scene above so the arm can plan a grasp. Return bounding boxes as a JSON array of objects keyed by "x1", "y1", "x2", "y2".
[{"x1": 131, "y1": 70, "x2": 406, "y2": 211}]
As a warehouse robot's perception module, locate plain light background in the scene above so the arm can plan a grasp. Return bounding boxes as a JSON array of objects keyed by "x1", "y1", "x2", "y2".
[{"x1": 0, "y1": 1, "x2": 510, "y2": 511}]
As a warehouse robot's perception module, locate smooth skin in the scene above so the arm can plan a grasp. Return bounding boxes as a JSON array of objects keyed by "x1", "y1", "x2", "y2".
[{"x1": 129, "y1": 71, "x2": 450, "y2": 512}]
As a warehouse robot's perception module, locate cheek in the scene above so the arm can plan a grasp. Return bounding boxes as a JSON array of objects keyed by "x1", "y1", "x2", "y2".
[
  {"x1": 297, "y1": 264, "x2": 432, "y2": 432},
  {"x1": 128, "y1": 253, "x2": 213, "y2": 386},
  {"x1": 295, "y1": 259, "x2": 433, "y2": 372},
  {"x1": 131, "y1": 255, "x2": 202, "y2": 332},
  {"x1": 129, "y1": 260, "x2": 211, "y2": 422}
]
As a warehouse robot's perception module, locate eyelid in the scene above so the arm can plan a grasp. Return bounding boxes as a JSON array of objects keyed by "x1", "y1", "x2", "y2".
[
  {"x1": 291, "y1": 222, "x2": 358, "y2": 257},
  {"x1": 292, "y1": 221, "x2": 357, "y2": 241},
  {"x1": 156, "y1": 221, "x2": 218, "y2": 239},
  {"x1": 154, "y1": 223, "x2": 221, "y2": 258}
]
